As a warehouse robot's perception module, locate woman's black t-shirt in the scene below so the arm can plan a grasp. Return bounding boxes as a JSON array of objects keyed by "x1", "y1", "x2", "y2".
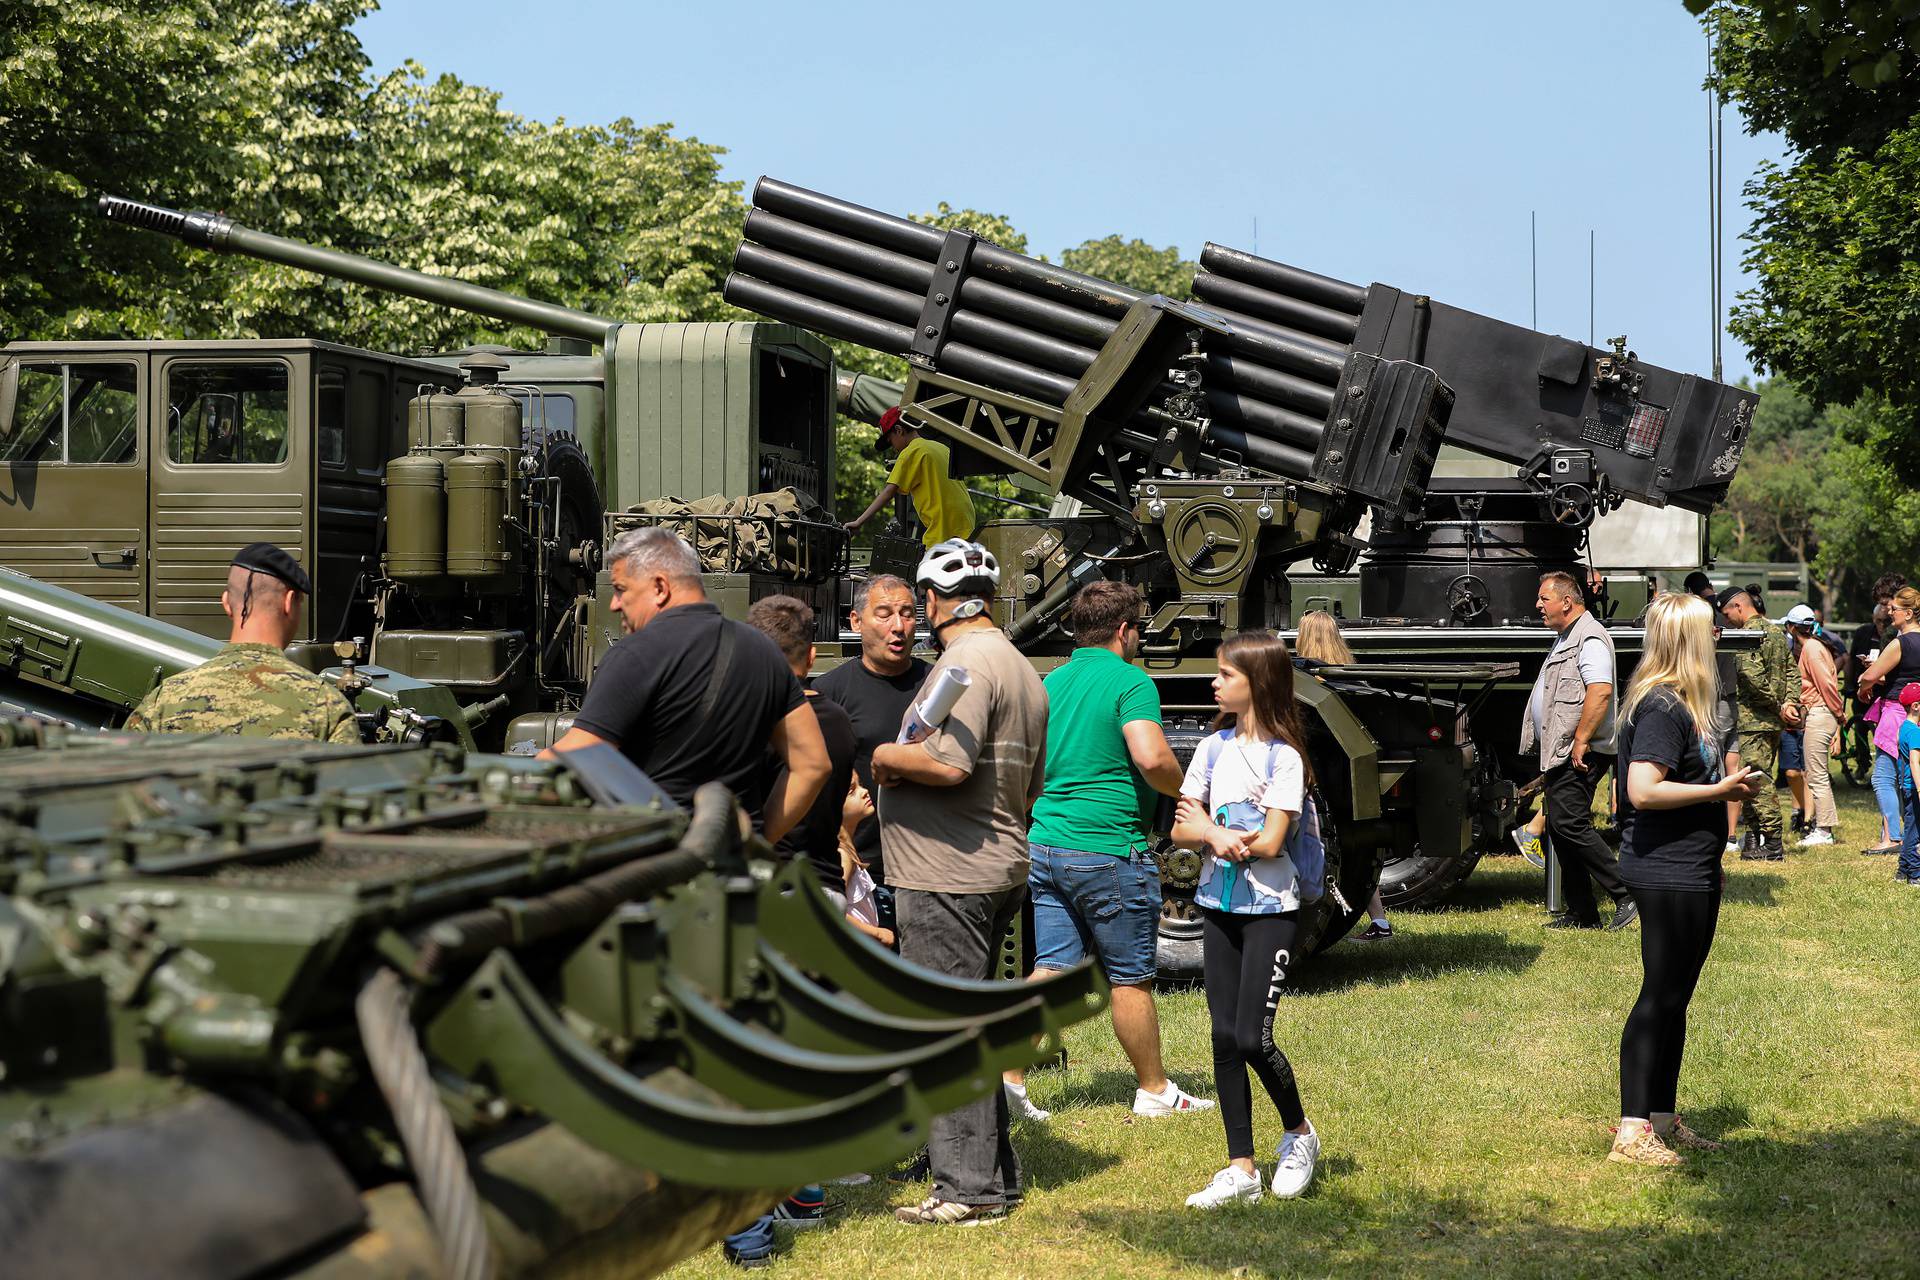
[{"x1": 1614, "y1": 689, "x2": 1727, "y2": 892}]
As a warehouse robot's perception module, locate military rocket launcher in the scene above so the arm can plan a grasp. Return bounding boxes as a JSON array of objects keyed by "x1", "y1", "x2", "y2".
[
  {"x1": 728, "y1": 179, "x2": 1452, "y2": 535},
  {"x1": 0, "y1": 723, "x2": 1105, "y2": 1278}
]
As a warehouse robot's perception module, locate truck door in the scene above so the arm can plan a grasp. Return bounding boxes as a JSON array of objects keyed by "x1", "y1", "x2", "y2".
[
  {"x1": 0, "y1": 355, "x2": 149, "y2": 611},
  {"x1": 150, "y1": 354, "x2": 309, "y2": 640}
]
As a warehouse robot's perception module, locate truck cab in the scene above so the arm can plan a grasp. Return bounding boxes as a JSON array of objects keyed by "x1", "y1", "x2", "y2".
[{"x1": 0, "y1": 340, "x2": 456, "y2": 663}]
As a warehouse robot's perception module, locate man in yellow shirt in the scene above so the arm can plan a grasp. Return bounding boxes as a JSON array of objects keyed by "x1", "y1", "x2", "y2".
[{"x1": 847, "y1": 407, "x2": 976, "y2": 547}]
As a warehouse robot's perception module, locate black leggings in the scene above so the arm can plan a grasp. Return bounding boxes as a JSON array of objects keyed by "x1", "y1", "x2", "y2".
[
  {"x1": 1201, "y1": 908, "x2": 1307, "y2": 1159},
  {"x1": 1618, "y1": 886, "x2": 1721, "y2": 1118}
]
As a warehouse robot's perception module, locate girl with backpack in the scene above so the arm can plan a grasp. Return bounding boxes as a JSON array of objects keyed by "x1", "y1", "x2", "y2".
[{"x1": 1171, "y1": 632, "x2": 1326, "y2": 1208}]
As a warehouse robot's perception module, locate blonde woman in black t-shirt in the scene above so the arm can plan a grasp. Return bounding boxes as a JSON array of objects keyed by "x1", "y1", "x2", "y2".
[{"x1": 1609, "y1": 593, "x2": 1764, "y2": 1166}]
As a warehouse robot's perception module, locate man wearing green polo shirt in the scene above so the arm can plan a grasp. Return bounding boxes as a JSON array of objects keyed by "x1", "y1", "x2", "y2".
[{"x1": 1002, "y1": 581, "x2": 1216, "y2": 1122}]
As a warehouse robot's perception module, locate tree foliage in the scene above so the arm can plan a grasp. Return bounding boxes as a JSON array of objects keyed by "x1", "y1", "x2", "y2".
[
  {"x1": 1690, "y1": 1, "x2": 1920, "y2": 481},
  {"x1": 0, "y1": 0, "x2": 741, "y2": 351},
  {"x1": 1708, "y1": 380, "x2": 1920, "y2": 616},
  {"x1": 1059, "y1": 236, "x2": 1195, "y2": 297}
]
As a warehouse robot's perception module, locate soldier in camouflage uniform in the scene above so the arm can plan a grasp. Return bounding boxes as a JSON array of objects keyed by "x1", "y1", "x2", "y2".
[
  {"x1": 125, "y1": 543, "x2": 358, "y2": 744},
  {"x1": 1721, "y1": 587, "x2": 1801, "y2": 860}
]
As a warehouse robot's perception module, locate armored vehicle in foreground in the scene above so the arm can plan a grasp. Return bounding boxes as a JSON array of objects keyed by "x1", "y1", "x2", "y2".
[{"x1": 0, "y1": 701, "x2": 1103, "y2": 1276}]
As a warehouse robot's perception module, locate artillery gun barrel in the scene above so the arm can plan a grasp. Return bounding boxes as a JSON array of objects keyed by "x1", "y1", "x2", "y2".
[{"x1": 97, "y1": 195, "x2": 622, "y2": 343}]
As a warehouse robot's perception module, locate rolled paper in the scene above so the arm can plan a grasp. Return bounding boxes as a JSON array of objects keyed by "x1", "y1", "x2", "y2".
[{"x1": 898, "y1": 666, "x2": 972, "y2": 743}]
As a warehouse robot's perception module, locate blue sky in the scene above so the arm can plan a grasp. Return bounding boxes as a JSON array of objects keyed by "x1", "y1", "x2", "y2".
[{"x1": 358, "y1": 0, "x2": 1784, "y2": 383}]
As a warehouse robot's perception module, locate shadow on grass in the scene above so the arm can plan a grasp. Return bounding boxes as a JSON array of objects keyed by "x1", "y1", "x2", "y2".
[
  {"x1": 1071, "y1": 1118, "x2": 1920, "y2": 1278},
  {"x1": 1016, "y1": 1109, "x2": 1123, "y2": 1192},
  {"x1": 1720, "y1": 870, "x2": 1784, "y2": 905},
  {"x1": 1416, "y1": 862, "x2": 1545, "y2": 915},
  {"x1": 1040, "y1": 1066, "x2": 1218, "y2": 1112},
  {"x1": 1298, "y1": 929, "x2": 1542, "y2": 994}
]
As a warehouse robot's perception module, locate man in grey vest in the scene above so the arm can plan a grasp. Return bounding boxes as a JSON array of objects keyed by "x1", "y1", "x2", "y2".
[{"x1": 1519, "y1": 571, "x2": 1638, "y2": 932}]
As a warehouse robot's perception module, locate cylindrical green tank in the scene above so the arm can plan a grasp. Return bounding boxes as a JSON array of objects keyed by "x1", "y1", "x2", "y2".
[
  {"x1": 408, "y1": 391, "x2": 466, "y2": 450},
  {"x1": 459, "y1": 381, "x2": 526, "y2": 529},
  {"x1": 445, "y1": 451, "x2": 510, "y2": 580},
  {"x1": 383, "y1": 452, "x2": 447, "y2": 581},
  {"x1": 460, "y1": 387, "x2": 521, "y2": 450}
]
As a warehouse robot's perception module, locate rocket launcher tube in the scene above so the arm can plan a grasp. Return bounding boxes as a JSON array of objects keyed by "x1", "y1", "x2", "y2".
[{"x1": 1192, "y1": 242, "x2": 1759, "y2": 513}]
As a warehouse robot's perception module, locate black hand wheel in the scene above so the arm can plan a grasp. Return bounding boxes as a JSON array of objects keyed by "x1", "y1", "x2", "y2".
[
  {"x1": 1549, "y1": 482, "x2": 1595, "y2": 527},
  {"x1": 1445, "y1": 573, "x2": 1491, "y2": 621}
]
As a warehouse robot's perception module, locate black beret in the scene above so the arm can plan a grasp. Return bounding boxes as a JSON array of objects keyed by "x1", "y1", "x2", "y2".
[{"x1": 232, "y1": 542, "x2": 311, "y2": 596}]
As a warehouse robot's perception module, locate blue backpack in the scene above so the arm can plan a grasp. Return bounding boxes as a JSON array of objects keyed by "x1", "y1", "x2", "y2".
[{"x1": 1199, "y1": 732, "x2": 1327, "y2": 904}]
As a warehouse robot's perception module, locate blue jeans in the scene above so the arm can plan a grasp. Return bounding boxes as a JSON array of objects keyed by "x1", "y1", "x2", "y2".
[
  {"x1": 1901, "y1": 792, "x2": 1920, "y2": 882},
  {"x1": 1872, "y1": 752, "x2": 1905, "y2": 845},
  {"x1": 1029, "y1": 843, "x2": 1162, "y2": 986}
]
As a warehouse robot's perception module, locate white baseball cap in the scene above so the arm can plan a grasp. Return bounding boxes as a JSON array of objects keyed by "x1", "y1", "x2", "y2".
[{"x1": 1782, "y1": 604, "x2": 1817, "y2": 626}]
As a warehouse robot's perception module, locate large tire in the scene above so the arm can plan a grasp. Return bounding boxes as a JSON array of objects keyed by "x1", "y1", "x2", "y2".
[{"x1": 1376, "y1": 847, "x2": 1482, "y2": 911}]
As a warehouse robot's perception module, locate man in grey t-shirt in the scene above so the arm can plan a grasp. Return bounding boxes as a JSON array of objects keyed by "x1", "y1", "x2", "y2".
[{"x1": 871, "y1": 539, "x2": 1047, "y2": 1227}]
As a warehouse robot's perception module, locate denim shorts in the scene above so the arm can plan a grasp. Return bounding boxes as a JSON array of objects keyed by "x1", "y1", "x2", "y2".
[
  {"x1": 1780, "y1": 729, "x2": 1806, "y2": 773},
  {"x1": 1029, "y1": 843, "x2": 1162, "y2": 985}
]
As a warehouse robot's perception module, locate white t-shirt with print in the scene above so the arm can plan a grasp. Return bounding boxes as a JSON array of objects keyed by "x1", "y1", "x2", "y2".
[{"x1": 1180, "y1": 730, "x2": 1307, "y2": 915}]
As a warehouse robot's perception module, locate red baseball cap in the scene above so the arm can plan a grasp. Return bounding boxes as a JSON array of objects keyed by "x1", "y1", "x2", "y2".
[
  {"x1": 874, "y1": 405, "x2": 904, "y2": 453},
  {"x1": 1899, "y1": 683, "x2": 1920, "y2": 708}
]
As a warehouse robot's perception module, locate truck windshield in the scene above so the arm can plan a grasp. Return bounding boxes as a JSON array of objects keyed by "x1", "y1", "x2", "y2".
[{"x1": 0, "y1": 363, "x2": 139, "y2": 464}]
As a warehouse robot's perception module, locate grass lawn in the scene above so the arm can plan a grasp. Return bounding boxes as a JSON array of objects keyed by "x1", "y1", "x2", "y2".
[{"x1": 666, "y1": 789, "x2": 1919, "y2": 1279}]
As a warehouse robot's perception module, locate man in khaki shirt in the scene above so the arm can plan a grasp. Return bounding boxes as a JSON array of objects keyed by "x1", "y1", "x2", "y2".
[{"x1": 871, "y1": 539, "x2": 1046, "y2": 1227}]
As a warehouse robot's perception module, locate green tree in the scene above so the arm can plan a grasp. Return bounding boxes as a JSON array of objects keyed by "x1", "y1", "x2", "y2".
[
  {"x1": 1707, "y1": 380, "x2": 1919, "y2": 616},
  {"x1": 1689, "y1": 1, "x2": 1920, "y2": 480},
  {"x1": 1059, "y1": 236, "x2": 1194, "y2": 297},
  {"x1": 0, "y1": 0, "x2": 378, "y2": 340},
  {"x1": 3, "y1": 1, "x2": 743, "y2": 354}
]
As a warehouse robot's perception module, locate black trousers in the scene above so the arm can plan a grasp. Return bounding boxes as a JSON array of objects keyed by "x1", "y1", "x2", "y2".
[
  {"x1": 897, "y1": 885, "x2": 1026, "y2": 1206},
  {"x1": 1619, "y1": 886, "x2": 1721, "y2": 1117},
  {"x1": 1545, "y1": 756, "x2": 1630, "y2": 921},
  {"x1": 1200, "y1": 908, "x2": 1308, "y2": 1161}
]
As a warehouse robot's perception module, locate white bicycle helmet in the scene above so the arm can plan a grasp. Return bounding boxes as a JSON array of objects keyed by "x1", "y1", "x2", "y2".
[{"x1": 915, "y1": 537, "x2": 1000, "y2": 598}]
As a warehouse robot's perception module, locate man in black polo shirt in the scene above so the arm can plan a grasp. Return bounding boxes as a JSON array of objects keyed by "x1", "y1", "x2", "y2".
[
  {"x1": 747, "y1": 594, "x2": 857, "y2": 901},
  {"x1": 548, "y1": 527, "x2": 830, "y2": 840},
  {"x1": 814, "y1": 574, "x2": 930, "y2": 901}
]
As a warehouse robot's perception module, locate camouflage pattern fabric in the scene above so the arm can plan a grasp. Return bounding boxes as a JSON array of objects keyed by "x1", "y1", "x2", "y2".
[
  {"x1": 1737, "y1": 728, "x2": 1782, "y2": 843},
  {"x1": 125, "y1": 642, "x2": 358, "y2": 743},
  {"x1": 1734, "y1": 616, "x2": 1798, "y2": 733}
]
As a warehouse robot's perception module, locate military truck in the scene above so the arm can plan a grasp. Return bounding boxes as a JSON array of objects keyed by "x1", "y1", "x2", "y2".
[{"x1": 1, "y1": 197, "x2": 846, "y2": 749}]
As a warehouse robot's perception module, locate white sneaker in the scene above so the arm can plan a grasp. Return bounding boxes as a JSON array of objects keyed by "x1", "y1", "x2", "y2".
[
  {"x1": 1003, "y1": 1081, "x2": 1050, "y2": 1122},
  {"x1": 1798, "y1": 828, "x2": 1835, "y2": 847},
  {"x1": 1270, "y1": 1122, "x2": 1321, "y2": 1198},
  {"x1": 1722, "y1": 839, "x2": 1741, "y2": 856},
  {"x1": 1185, "y1": 1164, "x2": 1262, "y2": 1208},
  {"x1": 1133, "y1": 1081, "x2": 1217, "y2": 1117}
]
